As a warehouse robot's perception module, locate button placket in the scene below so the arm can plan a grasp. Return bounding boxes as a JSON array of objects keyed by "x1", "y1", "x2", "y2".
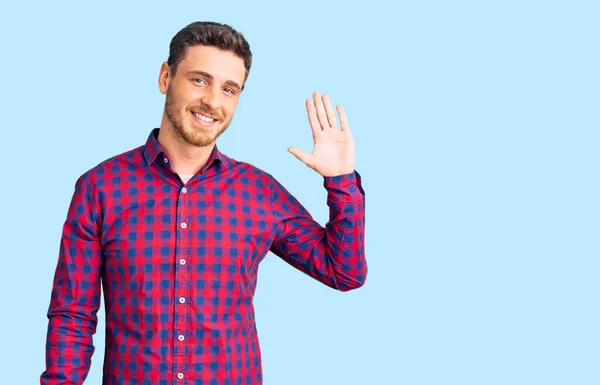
[{"x1": 174, "y1": 177, "x2": 191, "y2": 380}]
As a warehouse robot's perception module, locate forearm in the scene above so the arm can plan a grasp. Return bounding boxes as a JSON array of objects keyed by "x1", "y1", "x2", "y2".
[
  {"x1": 324, "y1": 199, "x2": 366, "y2": 290},
  {"x1": 42, "y1": 309, "x2": 98, "y2": 384},
  {"x1": 270, "y1": 170, "x2": 367, "y2": 291},
  {"x1": 321, "y1": 171, "x2": 367, "y2": 290},
  {"x1": 41, "y1": 241, "x2": 101, "y2": 384}
]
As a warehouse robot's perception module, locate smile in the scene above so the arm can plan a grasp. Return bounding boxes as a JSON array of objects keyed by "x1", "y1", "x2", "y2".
[{"x1": 192, "y1": 111, "x2": 217, "y2": 123}]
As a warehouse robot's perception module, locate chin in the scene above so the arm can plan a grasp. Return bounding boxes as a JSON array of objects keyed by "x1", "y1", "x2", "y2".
[
  {"x1": 190, "y1": 132, "x2": 223, "y2": 147},
  {"x1": 185, "y1": 133, "x2": 216, "y2": 147}
]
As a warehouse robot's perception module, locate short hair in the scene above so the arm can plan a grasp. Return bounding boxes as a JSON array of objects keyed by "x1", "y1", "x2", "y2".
[{"x1": 167, "y1": 21, "x2": 252, "y2": 89}]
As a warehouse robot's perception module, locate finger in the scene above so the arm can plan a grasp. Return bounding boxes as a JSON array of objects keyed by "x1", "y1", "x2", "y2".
[
  {"x1": 313, "y1": 91, "x2": 329, "y2": 130},
  {"x1": 336, "y1": 104, "x2": 351, "y2": 133},
  {"x1": 305, "y1": 99, "x2": 321, "y2": 139},
  {"x1": 322, "y1": 94, "x2": 338, "y2": 129},
  {"x1": 288, "y1": 146, "x2": 313, "y2": 167}
]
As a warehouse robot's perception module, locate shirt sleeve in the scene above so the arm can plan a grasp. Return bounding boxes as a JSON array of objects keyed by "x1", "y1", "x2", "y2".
[
  {"x1": 269, "y1": 170, "x2": 367, "y2": 291},
  {"x1": 40, "y1": 175, "x2": 103, "y2": 385}
]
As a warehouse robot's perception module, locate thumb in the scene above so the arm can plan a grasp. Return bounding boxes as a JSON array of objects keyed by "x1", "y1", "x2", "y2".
[{"x1": 287, "y1": 146, "x2": 312, "y2": 166}]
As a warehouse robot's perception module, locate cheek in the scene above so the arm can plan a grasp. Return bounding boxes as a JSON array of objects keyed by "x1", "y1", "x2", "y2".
[
  {"x1": 171, "y1": 85, "x2": 194, "y2": 108},
  {"x1": 223, "y1": 100, "x2": 239, "y2": 118}
]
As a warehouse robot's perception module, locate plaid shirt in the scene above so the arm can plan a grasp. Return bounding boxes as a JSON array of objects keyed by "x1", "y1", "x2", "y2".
[{"x1": 41, "y1": 128, "x2": 367, "y2": 385}]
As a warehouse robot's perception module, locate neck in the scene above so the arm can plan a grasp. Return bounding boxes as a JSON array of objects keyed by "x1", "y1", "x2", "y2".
[{"x1": 157, "y1": 114, "x2": 215, "y2": 175}]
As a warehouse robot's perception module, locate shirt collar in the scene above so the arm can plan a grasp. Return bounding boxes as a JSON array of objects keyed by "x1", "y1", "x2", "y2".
[{"x1": 142, "y1": 128, "x2": 233, "y2": 170}]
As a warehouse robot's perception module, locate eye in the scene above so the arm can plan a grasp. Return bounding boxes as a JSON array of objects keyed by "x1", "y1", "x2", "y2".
[
  {"x1": 223, "y1": 87, "x2": 236, "y2": 95},
  {"x1": 192, "y1": 78, "x2": 206, "y2": 85}
]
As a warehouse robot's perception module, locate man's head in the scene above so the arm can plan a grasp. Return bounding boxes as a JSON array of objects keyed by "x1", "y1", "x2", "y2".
[{"x1": 158, "y1": 21, "x2": 252, "y2": 147}]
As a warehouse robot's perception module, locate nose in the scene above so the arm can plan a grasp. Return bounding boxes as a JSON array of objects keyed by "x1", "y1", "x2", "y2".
[{"x1": 200, "y1": 85, "x2": 221, "y2": 111}]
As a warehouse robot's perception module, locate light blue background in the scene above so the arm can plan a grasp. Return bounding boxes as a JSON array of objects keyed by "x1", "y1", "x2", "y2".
[{"x1": 0, "y1": 1, "x2": 598, "y2": 384}]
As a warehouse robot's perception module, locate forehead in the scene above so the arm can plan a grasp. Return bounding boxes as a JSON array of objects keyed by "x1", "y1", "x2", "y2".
[{"x1": 177, "y1": 45, "x2": 245, "y2": 85}]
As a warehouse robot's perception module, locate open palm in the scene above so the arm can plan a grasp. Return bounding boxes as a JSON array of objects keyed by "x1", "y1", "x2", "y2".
[{"x1": 288, "y1": 92, "x2": 356, "y2": 177}]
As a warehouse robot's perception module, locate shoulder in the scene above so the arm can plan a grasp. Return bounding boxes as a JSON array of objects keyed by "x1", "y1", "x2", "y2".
[
  {"x1": 228, "y1": 158, "x2": 276, "y2": 182},
  {"x1": 75, "y1": 145, "x2": 144, "y2": 189},
  {"x1": 225, "y1": 159, "x2": 288, "y2": 200}
]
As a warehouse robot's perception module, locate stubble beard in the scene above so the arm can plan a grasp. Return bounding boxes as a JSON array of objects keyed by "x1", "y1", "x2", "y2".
[{"x1": 165, "y1": 86, "x2": 230, "y2": 147}]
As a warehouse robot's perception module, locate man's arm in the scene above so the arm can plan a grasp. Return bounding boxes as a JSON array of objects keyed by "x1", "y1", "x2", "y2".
[
  {"x1": 40, "y1": 175, "x2": 103, "y2": 385},
  {"x1": 269, "y1": 170, "x2": 366, "y2": 291},
  {"x1": 271, "y1": 92, "x2": 366, "y2": 291}
]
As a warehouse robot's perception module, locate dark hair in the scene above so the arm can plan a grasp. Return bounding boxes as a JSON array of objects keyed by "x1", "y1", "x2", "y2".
[{"x1": 167, "y1": 21, "x2": 252, "y2": 90}]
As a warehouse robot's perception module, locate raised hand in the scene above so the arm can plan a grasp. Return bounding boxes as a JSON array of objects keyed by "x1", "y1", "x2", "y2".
[{"x1": 288, "y1": 92, "x2": 356, "y2": 177}]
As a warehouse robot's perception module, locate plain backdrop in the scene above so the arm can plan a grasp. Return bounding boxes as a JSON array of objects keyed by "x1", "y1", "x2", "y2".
[{"x1": 0, "y1": 1, "x2": 598, "y2": 384}]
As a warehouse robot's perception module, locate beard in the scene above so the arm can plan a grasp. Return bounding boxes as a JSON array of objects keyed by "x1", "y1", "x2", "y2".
[{"x1": 165, "y1": 85, "x2": 231, "y2": 147}]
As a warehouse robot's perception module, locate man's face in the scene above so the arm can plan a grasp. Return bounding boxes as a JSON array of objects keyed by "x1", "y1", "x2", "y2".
[{"x1": 161, "y1": 45, "x2": 246, "y2": 147}]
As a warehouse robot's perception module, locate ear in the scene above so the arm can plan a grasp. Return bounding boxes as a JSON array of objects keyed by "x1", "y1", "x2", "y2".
[{"x1": 158, "y1": 62, "x2": 171, "y2": 94}]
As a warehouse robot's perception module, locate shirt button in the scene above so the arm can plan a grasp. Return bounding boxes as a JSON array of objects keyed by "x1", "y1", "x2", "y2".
[
  {"x1": 177, "y1": 373, "x2": 184, "y2": 379},
  {"x1": 182, "y1": 187, "x2": 187, "y2": 193},
  {"x1": 179, "y1": 259, "x2": 186, "y2": 265},
  {"x1": 178, "y1": 335, "x2": 185, "y2": 341},
  {"x1": 179, "y1": 297, "x2": 185, "y2": 304},
  {"x1": 163, "y1": 157, "x2": 168, "y2": 163},
  {"x1": 181, "y1": 222, "x2": 187, "y2": 229}
]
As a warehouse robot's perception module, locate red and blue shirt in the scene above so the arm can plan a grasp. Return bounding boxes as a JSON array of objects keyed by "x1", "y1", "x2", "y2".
[{"x1": 41, "y1": 128, "x2": 367, "y2": 384}]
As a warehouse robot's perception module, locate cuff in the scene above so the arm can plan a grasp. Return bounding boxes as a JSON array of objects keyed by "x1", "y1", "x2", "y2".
[{"x1": 323, "y1": 170, "x2": 365, "y2": 203}]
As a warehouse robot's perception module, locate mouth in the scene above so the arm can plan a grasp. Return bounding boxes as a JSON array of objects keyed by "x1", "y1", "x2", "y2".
[{"x1": 191, "y1": 111, "x2": 218, "y2": 127}]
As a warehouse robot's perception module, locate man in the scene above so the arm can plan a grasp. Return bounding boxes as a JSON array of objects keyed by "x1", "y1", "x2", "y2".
[{"x1": 41, "y1": 21, "x2": 366, "y2": 385}]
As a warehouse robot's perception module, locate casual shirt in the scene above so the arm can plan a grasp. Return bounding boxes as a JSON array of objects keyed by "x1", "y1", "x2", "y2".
[{"x1": 41, "y1": 128, "x2": 367, "y2": 385}]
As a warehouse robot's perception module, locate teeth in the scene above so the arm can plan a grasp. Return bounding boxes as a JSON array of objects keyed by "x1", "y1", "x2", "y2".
[{"x1": 193, "y1": 112, "x2": 215, "y2": 122}]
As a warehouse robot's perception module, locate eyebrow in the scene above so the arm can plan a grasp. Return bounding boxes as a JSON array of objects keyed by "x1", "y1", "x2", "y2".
[{"x1": 185, "y1": 70, "x2": 242, "y2": 91}]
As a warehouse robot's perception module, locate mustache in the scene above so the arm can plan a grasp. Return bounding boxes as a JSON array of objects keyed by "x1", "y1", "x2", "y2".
[{"x1": 188, "y1": 106, "x2": 221, "y2": 120}]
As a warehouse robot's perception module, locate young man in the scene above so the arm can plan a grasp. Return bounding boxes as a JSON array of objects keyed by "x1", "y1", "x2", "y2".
[{"x1": 41, "y1": 21, "x2": 366, "y2": 385}]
